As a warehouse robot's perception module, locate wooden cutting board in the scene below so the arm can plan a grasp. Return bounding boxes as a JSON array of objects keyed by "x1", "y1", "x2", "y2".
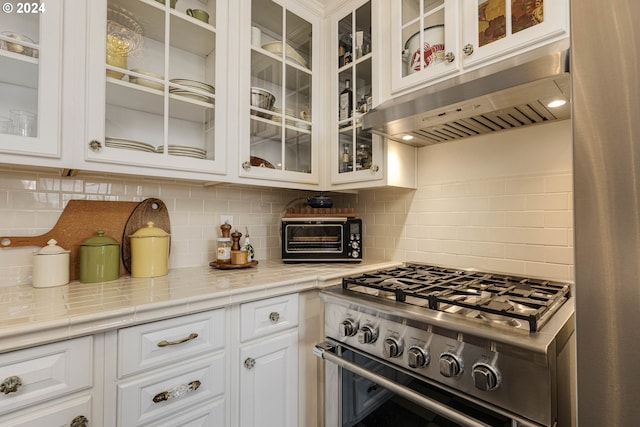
[
  {"x1": 0, "y1": 200, "x2": 139, "y2": 281},
  {"x1": 121, "y1": 198, "x2": 171, "y2": 273}
]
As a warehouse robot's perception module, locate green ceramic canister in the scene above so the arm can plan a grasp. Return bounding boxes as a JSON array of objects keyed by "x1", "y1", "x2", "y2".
[{"x1": 79, "y1": 231, "x2": 120, "y2": 283}]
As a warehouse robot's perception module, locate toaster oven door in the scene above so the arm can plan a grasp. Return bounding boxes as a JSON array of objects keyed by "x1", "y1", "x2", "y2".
[{"x1": 284, "y1": 222, "x2": 344, "y2": 255}]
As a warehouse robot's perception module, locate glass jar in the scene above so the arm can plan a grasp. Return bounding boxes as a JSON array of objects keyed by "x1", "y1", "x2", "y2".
[{"x1": 217, "y1": 237, "x2": 232, "y2": 264}]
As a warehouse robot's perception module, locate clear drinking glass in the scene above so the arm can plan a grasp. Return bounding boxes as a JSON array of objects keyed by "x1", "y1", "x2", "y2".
[{"x1": 10, "y1": 110, "x2": 37, "y2": 137}]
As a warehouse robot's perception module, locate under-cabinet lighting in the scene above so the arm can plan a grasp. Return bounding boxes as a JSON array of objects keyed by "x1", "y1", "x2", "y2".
[
  {"x1": 402, "y1": 134, "x2": 414, "y2": 141},
  {"x1": 547, "y1": 99, "x2": 567, "y2": 108}
]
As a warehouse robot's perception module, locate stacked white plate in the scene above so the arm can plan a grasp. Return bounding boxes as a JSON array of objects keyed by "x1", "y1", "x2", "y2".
[
  {"x1": 160, "y1": 144, "x2": 207, "y2": 159},
  {"x1": 105, "y1": 137, "x2": 158, "y2": 153},
  {"x1": 169, "y1": 79, "x2": 215, "y2": 103}
]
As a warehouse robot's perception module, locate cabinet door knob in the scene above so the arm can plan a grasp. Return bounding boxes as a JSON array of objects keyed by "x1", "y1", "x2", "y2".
[
  {"x1": 152, "y1": 380, "x2": 201, "y2": 403},
  {"x1": 88, "y1": 140, "x2": 102, "y2": 152},
  {"x1": 244, "y1": 357, "x2": 256, "y2": 369},
  {"x1": 70, "y1": 415, "x2": 89, "y2": 427},
  {"x1": 157, "y1": 332, "x2": 199, "y2": 347},
  {"x1": 463, "y1": 44, "x2": 474, "y2": 56},
  {"x1": 242, "y1": 161, "x2": 251, "y2": 171},
  {"x1": 370, "y1": 164, "x2": 380, "y2": 173},
  {"x1": 0, "y1": 375, "x2": 22, "y2": 394},
  {"x1": 444, "y1": 52, "x2": 456, "y2": 63},
  {"x1": 269, "y1": 311, "x2": 280, "y2": 323}
]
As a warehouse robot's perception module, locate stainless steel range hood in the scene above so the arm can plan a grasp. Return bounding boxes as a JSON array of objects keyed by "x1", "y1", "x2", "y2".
[{"x1": 363, "y1": 42, "x2": 571, "y2": 147}]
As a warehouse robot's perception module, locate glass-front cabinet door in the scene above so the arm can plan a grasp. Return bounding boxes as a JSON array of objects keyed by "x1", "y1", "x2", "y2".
[
  {"x1": 332, "y1": 0, "x2": 383, "y2": 185},
  {"x1": 86, "y1": 0, "x2": 226, "y2": 177},
  {"x1": 0, "y1": 2, "x2": 62, "y2": 161},
  {"x1": 461, "y1": 0, "x2": 569, "y2": 67},
  {"x1": 238, "y1": 0, "x2": 318, "y2": 184},
  {"x1": 390, "y1": 0, "x2": 460, "y2": 93}
]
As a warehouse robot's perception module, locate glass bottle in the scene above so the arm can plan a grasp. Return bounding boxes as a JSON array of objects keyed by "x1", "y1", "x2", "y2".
[{"x1": 339, "y1": 79, "x2": 353, "y2": 121}]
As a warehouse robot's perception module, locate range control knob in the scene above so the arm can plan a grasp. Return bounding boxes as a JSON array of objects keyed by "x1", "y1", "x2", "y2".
[
  {"x1": 357, "y1": 325, "x2": 378, "y2": 344},
  {"x1": 439, "y1": 353, "x2": 463, "y2": 378},
  {"x1": 472, "y1": 362, "x2": 501, "y2": 391},
  {"x1": 383, "y1": 337, "x2": 404, "y2": 358},
  {"x1": 407, "y1": 346, "x2": 430, "y2": 369},
  {"x1": 340, "y1": 319, "x2": 359, "y2": 337}
]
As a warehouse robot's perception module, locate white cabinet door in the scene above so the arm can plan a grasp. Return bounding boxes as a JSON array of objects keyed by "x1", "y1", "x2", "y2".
[
  {"x1": 84, "y1": 0, "x2": 228, "y2": 180},
  {"x1": 461, "y1": 0, "x2": 569, "y2": 67},
  {"x1": 239, "y1": 330, "x2": 298, "y2": 427},
  {"x1": 0, "y1": 1, "x2": 62, "y2": 164},
  {"x1": 237, "y1": 0, "x2": 320, "y2": 187},
  {"x1": 390, "y1": 0, "x2": 461, "y2": 94}
]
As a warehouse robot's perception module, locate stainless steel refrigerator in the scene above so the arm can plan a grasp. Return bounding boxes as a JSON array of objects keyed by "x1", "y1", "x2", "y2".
[{"x1": 572, "y1": 0, "x2": 640, "y2": 425}]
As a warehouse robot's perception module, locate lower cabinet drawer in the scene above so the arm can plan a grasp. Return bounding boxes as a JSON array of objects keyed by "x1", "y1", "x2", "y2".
[
  {"x1": 0, "y1": 395, "x2": 92, "y2": 427},
  {"x1": 118, "y1": 309, "x2": 225, "y2": 377},
  {"x1": 0, "y1": 336, "x2": 93, "y2": 415},
  {"x1": 153, "y1": 398, "x2": 226, "y2": 427},
  {"x1": 240, "y1": 294, "x2": 299, "y2": 342},
  {"x1": 117, "y1": 353, "x2": 225, "y2": 426}
]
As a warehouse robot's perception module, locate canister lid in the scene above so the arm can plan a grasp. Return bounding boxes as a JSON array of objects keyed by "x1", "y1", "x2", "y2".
[
  {"x1": 34, "y1": 239, "x2": 70, "y2": 255},
  {"x1": 81, "y1": 230, "x2": 119, "y2": 246},
  {"x1": 130, "y1": 221, "x2": 170, "y2": 238}
]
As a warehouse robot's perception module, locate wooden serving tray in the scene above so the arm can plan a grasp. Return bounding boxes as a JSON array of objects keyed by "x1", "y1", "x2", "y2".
[{"x1": 209, "y1": 260, "x2": 259, "y2": 270}]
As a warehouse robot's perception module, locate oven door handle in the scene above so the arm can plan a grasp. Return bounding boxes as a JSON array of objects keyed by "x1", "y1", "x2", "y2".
[{"x1": 314, "y1": 342, "x2": 492, "y2": 427}]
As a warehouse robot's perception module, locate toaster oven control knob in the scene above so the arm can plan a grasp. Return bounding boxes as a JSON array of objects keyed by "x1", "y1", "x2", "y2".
[
  {"x1": 472, "y1": 363, "x2": 501, "y2": 391},
  {"x1": 407, "y1": 346, "x2": 430, "y2": 369},
  {"x1": 357, "y1": 325, "x2": 378, "y2": 344},
  {"x1": 383, "y1": 337, "x2": 404, "y2": 358},
  {"x1": 351, "y1": 251, "x2": 360, "y2": 258},
  {"x1": 351, "y1": 241, "x2": 359, "y2": 249},
  {"x1": 439, "y1": 353, "x2": 463, "y2": 377},
  {"x1": 340, "y1": 319, "x2": 359, "y2": 337}
]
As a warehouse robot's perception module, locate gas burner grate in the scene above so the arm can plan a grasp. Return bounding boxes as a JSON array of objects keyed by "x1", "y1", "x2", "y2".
[{"x1": 342, "y1": 263, "x2": 571, "y2": 332}]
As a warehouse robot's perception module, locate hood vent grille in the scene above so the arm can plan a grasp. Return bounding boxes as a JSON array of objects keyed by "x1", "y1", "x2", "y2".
[{"x1": 363, "y1": 44, "x2": 571, "y2": 147}]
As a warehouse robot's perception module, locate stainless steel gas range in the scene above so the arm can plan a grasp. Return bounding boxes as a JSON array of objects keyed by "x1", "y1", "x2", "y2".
[{"x1": 314, "y1": 263, "x2": 575, "y2": 427}]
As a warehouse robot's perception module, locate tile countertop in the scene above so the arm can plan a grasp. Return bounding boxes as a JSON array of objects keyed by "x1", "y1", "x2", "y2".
[{"x1": 0, "y1": 260, "x2": 400, "y2": 353}]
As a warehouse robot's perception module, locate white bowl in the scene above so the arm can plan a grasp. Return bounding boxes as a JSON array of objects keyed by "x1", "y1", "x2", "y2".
[{"x1": 129, "y1": 69, "x2": 164, "y2": 91}]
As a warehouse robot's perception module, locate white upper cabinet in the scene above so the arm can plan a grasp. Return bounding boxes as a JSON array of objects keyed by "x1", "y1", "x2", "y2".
[
  {"x1": 236, "y1": 0, "x2": 320, "y2": 186},
  {"x1": 461, "y1": 0, "x2": 569, "y2": 67},
  {"x1": 84, "y1": 0, "x2": 228, "y2": 180},
  {"x1": 390, "y1": 0, "x2": 461, "y2": 94},
  {"x1": 0, "y1": 2, "x2": 63, "y2": 164}
]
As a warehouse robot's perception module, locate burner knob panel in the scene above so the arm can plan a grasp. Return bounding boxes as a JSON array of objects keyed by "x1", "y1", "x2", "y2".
[
  {"x1": 357, "y1": 325, "x2": 378, "y2": 344},
  {"x1": 407, "y1": 346, "x2": 430, "y2": 369},
  {"x1": 340, "y1": 319, "x2": 359, "y2": 337},
  {"x1": 439, "y1": 353, "x2": 463, "y2": 377},
  {"x1": 383, "y1": 337, "x2": 404, "y2": 358},
  {"x1": 472, "y1": 363, "x2": 501, "y2": 391}
]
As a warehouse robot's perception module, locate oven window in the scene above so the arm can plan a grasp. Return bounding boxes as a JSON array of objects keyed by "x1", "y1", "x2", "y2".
[
  {"x1": 285, "y1": 224, "x2": 343, "y2": 252},
  {"x1": 340, "y1": 349, "x2": 512, "y2": 427}
]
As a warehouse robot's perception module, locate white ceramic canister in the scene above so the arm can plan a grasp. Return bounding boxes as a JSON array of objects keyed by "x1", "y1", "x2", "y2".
[
  {"x1": 32, "y1": 239, "x2": 70, "y2": 288},
  {"x1": 129, "y1": 221, "x2": 170, "y2": 278}
]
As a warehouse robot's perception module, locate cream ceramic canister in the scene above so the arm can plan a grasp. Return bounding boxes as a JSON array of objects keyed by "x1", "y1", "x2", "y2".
[
  {"x1": 129, "y1": 221, "x2": 170, "y2": 278},
  {"x1": 32, "y1": 239, "x2": 70, "y2": 288}
]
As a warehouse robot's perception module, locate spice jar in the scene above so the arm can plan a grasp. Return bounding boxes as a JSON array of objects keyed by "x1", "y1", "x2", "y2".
[
  {"x1": 79, "y1": 231, "x2": 120, "y2": 283},
  {"x1": 32, "y1": 239, "x2": 70, "y2": 288},
  {"x1": 216, "y1": 237, "x2": 232, "y2": 264},
  {"x1": 129, "y1": 221, "x2": 170, "y2": 278}
]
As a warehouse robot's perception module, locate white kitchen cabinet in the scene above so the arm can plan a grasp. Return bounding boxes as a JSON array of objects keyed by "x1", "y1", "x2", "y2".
[
  {"x1": 390, "y1": 0, "x2": 461, "y2": 94},
  {"x1": 108, "y1": 309, "x2": 228, "y2": 427},
  {"x1": 389, "y1": 0, "x2": 568, "y2": 95},
  {"x1": 236, "y1": 294, "x2": 299, "y2": 427},
  {"x1": 235, "y1": 0, "x2": 321, "y2": 187},
  {"x1": 0, "y1": 2, "x2": 63, "y2": 166},
  {"x1": 83, "y1": 0, "x2": 229, "y2": 180},
  {"x1": 0, "y1": 336, "x2": 100, "y2": 427},
  {"x1": 460, "y1": 0, "x2": 569, "y2": 68}
]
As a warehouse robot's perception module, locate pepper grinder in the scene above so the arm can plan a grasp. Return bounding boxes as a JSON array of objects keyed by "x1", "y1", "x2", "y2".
[
  {"x1": 220, "y1": 222, "x2": 232, "y2": 238},
  {"x1": 230, "y1": 230, "x2": 242, "y2": 251}
]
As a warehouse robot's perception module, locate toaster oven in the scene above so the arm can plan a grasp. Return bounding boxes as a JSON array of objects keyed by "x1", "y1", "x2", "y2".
[{"x1": 281, "y1": 217, "x2": 362, "y2": 262}]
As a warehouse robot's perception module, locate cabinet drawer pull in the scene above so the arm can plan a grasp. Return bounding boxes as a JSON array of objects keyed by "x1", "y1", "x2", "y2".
[
  {"x1": 157, "y1": 332, "x2": 199, "y2": 347},
  {"x1": 70, "y1": 415, "x2": 89, "y2": 427},
  {"x1": 244, "y1": 357, "x2": 256, "y2": 369},
  {"x1": 269, "y1": 311, "x2": 280, "y2": 323},
  {"x1": 152, "y1": 380, "x2": 201, "y2": 403},
  {"x1": 0, "y1": 375, "x2": 22, "y2": 394}
]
